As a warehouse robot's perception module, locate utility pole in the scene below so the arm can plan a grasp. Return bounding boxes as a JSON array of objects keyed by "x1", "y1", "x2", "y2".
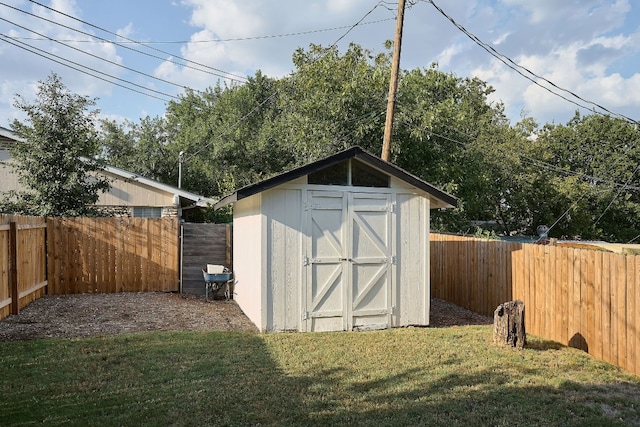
[
  {"x1": 381, "y1": 0, "x2": 406, "y2": 161},
  {"x1": 178, "y1": 151, "x2": 184, "y2": 189}
]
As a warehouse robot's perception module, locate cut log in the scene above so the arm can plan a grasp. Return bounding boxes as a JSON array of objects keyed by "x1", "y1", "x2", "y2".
[{"x1": 493, "y1": 300, "x2": 526, "y2": 349}]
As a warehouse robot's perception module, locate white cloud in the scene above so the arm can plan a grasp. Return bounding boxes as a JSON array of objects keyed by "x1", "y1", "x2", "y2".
[
  {"x1": 185, "y1": 0, "x2": 264, "y2": 38},
  {"x1": 116, "y1": 22, "x2": 135, "y2": 39},
  {"x1": 436, "y1": 44, "x2": 465, "y2": 68},
  {"x1": 326, "y1": 0, "x2": 370, "y2": 13}
]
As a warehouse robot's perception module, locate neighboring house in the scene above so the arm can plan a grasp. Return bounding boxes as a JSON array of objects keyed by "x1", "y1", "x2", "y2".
[
  {"x1": 215, "y1": 146, "x2": 457, "y2": 333},
  {"x1": 0, "y1": 126, "x2": 212, "y2": 219}
]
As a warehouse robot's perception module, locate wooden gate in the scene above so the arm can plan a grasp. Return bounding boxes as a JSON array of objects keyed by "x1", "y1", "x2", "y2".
[{"x1": 180, "y1": 223, "x2": 232, "y2": 296}]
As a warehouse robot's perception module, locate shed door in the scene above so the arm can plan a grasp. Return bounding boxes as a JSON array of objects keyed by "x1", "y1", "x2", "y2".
[
  {"x1": 305, "y1": 191, "x2": 393, "y2": 332},
  {"x1": 350, "y1": 193, "x2": 392, "y2": 330},
  {"x1": 306, "y1": 191, "x2": 348, "y2": 332}
]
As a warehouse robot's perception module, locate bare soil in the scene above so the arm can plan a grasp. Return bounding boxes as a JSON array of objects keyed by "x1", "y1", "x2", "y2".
[{"x1": 0, "y1": 293, "x2": 491, "y2": 341}]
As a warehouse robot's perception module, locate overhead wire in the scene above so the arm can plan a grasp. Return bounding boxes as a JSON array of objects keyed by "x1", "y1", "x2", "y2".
[
  {"x1": 0, "y1": 1, "x2": 246, "y2": 83},
  {"x1": 593, "y1": 165, "x2": 640, "y2": 226},
  {"x1": 183, "y1": 0, "x2": 387, "y2": 163},
  {"x1": 395, "y1": 100, "x2": 640, "y2": 191},
  {"x1": 393, "y1": 97, "x2": 640, "y2": 237},
  {"x1": 0, "y1": 17, "x2": 194, "y2": 95},
  {"x1": 0, "y1": 33, "x2": 172, "y2": 102},
  {"x1": 8, "y1": 19, "x2": 396, "y2": 44},
  {"x1": 26, "y1": 0, "x2": 249, "y2": 83},
  {"x1": 425, "y1": 0, "x2": 638, "y2": 124}
]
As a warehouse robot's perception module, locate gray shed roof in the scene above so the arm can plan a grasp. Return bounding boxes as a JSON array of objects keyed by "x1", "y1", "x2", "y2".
[{"x1": 215, "y1": 146, "x2": 457, "y2": 209}]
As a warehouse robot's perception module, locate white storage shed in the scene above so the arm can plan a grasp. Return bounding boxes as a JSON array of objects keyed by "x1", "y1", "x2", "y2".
[{"x1": 215, "y1": 146, "x2": 457, "y2": 333}]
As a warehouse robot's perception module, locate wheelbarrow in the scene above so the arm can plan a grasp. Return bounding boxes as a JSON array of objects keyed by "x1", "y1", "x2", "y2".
[{"x1": 202, "y1": 264, "x2": 233, "y2": 301}]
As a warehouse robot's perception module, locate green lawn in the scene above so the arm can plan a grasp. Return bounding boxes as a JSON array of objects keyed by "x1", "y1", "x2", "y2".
[{"x1": 1, "y1": 327, "x2": 639, "y2": 426}]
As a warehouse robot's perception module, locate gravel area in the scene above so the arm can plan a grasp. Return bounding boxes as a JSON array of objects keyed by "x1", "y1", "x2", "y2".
[{"x1": 0, "y1": 293, "x2": 491, "y2": 341}]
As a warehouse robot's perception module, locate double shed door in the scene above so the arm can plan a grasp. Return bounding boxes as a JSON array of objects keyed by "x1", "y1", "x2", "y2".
[{"x1": 305, "y1": 190, "x2": 394, "y2": 332}]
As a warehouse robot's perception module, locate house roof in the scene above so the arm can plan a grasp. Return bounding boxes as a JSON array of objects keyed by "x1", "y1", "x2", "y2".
[
  {"x1": 0, "y1": 126, "x2": 213, "y2": 208},
  {"x1": 101, "y1": 164, "x2": 213, "y2": 208},
  {"x1": 0, "y1": 126, "x2": 17, "y2": 148},
  {"x1": 215, "y1": 146, "x2": 458, "y2": 209}
]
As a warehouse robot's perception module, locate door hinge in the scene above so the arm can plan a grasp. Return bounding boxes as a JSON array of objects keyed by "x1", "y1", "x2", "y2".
[
  {"x1": 390, "y1": 203, "x2": 396, "y2": 213},
  {"x1": 303, "y1": 256, "x2": 310, "y2": 266},
  {"x1": 302, "y1": 311, "x2": 309, "y2": 320},
  {"x1": 390, "y1": 255, "x2": 397, "y2": 265}
]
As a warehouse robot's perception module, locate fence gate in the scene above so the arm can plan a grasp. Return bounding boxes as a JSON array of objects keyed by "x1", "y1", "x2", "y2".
[{"x1": 180, "y1": 223, "x2": 232, "y2": 296}]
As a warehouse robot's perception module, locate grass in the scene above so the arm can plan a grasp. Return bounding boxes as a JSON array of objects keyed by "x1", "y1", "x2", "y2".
[{"x1": 1, "y1": 327, "x2": 639, "y2": 426}]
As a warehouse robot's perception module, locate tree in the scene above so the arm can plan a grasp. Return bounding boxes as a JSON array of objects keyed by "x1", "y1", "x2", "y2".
[
  {"x1": 2, "y1": 73, "x2": 110, "y2": 216},
  {"x1": 536, "y1": 113, "x2": 640, "y2": 242}
]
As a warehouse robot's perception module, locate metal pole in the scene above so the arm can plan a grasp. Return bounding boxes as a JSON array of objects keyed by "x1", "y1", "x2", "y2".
[
  {"x1": 178, "y1": 151, "x2": 184, "y2": 189},
  {"x1": 381, "y1": 0, "x2": 406, "y2": 161}
]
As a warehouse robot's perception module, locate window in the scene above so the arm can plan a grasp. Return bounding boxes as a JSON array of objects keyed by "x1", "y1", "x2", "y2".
[
  {"x1": 308, "y1": 161, "x2": 349, "y2": 185},
  {"x1": 308, "y1": 159, "x2": 389, "y2": 188},
  {"x1": 351, "y1": 160, "x2": 389, "y2": 187},
  {"x1": 132, "y1": 207, "x2": 162, "y2": 218}
]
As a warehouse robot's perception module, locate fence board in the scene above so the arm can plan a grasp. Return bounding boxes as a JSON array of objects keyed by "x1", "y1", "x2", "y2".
[
  {"x1": 586, "y1": 250, "x2": 595, "y2": 355},
  {"x1": 0, "y1": 215, "x2": 47, "y2": 320},
  {"x1": 593, "y1": 252, "x2": 603, "y2": 360},
  {"x1": 601, "y1": 252, "x2": 613, "y2": 366},
  {"x1": 46, "y1": 217, "x2": 179, "y2": 294},
  {"x1": 626, "y1": 257, "x2": 636, "y2": 376},
  {"x1": 635, "y1": 255, "x2": 640, "y2": 376},
  {"x1": 0, "y1": 224, "x2": 9, "y2": 319},
  {"x1": 616, "y1": 255, "x2": 627, "y2": 371},
  {"x1": 430, "y1": 233, "x2": 640, "y2": 376}
]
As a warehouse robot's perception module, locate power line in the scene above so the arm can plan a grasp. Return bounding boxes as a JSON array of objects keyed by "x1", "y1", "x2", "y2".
[
  {"x1": 425, "y1": 0, "x2": 638, "y2": 124},
  {"x1": 0, "y1": 34, "x2": 172, "y2": 102},
  {"x1": 593, "y1": 165, "x2": 640, "y2": 226},
  {"x1": 394, "y1": 112, "x2": 639, "y2": 236},
  {"x1": 184, "y1": 1, "x2": 386, "y2": 163},
  {"x1": 0, "y1": 18, "x2": 194, "y2": 95},
  {"x1": 0, "y1": 34, "x2": 178, "y2": 100},
  {"x1": 8, "y1": 18, "x2": 396, "y2": 45},
  {"x1": 429, "y1": 123, "x2": 640, "y2": 234},
  {"x1": 396, "y1": 106, "x2": 640, "y2": 192},
  {"x1": 0, "y1": 1, "x2": 246, "y2": 83},
  {"x1": 26, "y1": 0, "x2": 249, "y2": 82}
]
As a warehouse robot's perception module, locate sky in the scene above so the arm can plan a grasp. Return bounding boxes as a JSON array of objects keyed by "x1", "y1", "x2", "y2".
[{"x1": 1, "y1": 0, "x2": 639, "y2": 129}]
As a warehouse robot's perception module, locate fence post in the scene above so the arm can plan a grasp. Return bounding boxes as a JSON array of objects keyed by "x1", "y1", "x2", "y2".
[
  {"x1": 226, "y1": 224, "x2": 233, "y2": 270},
  {"x1": 9, "y1": 221, "x2": 18, "y2": 315}
]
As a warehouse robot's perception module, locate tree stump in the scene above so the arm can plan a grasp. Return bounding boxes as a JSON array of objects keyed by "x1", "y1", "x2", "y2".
[{"x1": 493, "y1": 300, "x2": 526, "y2": 349}]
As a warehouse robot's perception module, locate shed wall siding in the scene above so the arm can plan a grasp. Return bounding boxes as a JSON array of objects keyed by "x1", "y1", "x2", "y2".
[
  {"x1": 233, "y1": 194, "x2": 264, "y2": 330},
  {"x1": 396, "y1": 193, "x2": 430, "y2": 325},
  {"x1": 264, "y1": 188, "x2": 303, "y2": 331},
  {"x1": 232, "y1": 176, "x2": 435, "y2": 333}
]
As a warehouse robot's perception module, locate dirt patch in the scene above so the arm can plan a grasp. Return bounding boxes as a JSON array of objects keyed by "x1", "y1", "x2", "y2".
[
  {"x1": 0, "y1": 293, "x2": 491, "y2": 341},
  {"x1": 0, "y1": 293, "x2": 259, "y2": 341},
  {"x1": 429, "y1": 298, "x2": 493, "y2": 328}
]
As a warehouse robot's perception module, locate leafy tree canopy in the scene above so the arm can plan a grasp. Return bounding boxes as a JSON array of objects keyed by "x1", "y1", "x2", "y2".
[
  {"x1": 2, "y1": 73, "x2": 110, "y2": 216},
  {"x1": 96, "y1": 43, "x2": 640, "y2": 242}
]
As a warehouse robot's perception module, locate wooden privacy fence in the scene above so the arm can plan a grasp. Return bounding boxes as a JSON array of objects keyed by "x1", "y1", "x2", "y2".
[
  {"x1": 430, "y1": 233, "x2": 640, "y2": 376},
  {"x1": 47, "y1": 217, "x2": 180, "y2": 295},
  {"x1": 0, "y1": 215, "x2": 47, "y2": 320}
]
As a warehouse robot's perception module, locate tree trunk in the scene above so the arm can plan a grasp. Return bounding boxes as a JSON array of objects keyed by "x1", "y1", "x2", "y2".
[{"x1": 493, "y1": 300, "x2": 526, "y2": 349}]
